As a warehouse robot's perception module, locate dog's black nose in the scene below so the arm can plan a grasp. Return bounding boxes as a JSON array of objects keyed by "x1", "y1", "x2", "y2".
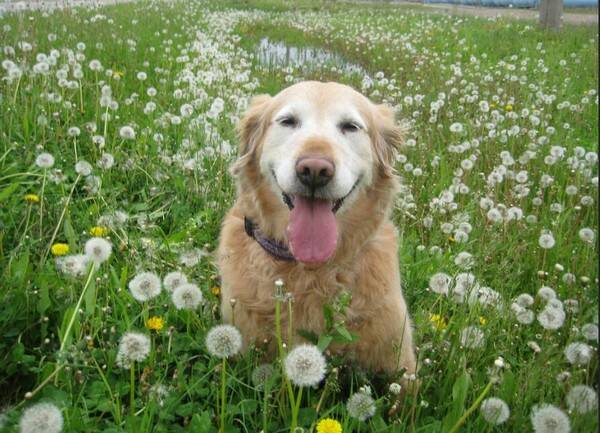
[{"x1": 296, "y1": 157, "x2": 335, "y2": 189}]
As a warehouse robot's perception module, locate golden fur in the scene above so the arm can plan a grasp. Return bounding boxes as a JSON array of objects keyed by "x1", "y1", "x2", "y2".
[{"x1": 217, "y1": 81, "x2": 417, "y2": 386}]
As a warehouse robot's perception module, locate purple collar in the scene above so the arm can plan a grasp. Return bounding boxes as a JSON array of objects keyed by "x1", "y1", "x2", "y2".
[{"x1": 244, "y1": 217, "x2": 296, "y2": 262}]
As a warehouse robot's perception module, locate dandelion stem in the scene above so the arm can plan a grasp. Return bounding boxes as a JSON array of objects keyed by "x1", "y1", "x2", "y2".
[
  {"x1": 59, "y1": 263, "x2": 95, "y2": 353},
  {"x1": 447, "y1": 379, "x2": 494, "y2": 433},
  {"x1": 15, "y1": 363, "x2": 65, "y2": 409},
  {"x1": 220, "y1": 358, "x2": 227, "y2": 433},
  {"x1": 290, "y1": 386, "x2": 303, "y2": 433},
  {"x1": 275, "y1": 294, "x2": 296, "y2": 416},
  {"x1": 39, "y1": 168, "x2": 47, "y2": 239},
  {"x1": 40, "y1": 174, "x2": 81, "y2": 267},
  {"x1": 130, "y1": 362, "x2": 136, "y2": 416}
]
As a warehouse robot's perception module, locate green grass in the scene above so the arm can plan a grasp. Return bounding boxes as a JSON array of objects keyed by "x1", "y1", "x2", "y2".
[{"x1": 0, "y1": 1, "x2": 598, "y2": 432}]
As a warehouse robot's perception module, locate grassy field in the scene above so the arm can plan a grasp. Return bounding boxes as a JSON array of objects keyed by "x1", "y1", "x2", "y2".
[{"x1": 0, "y1": 0, "x2": 598, "y2": 432}]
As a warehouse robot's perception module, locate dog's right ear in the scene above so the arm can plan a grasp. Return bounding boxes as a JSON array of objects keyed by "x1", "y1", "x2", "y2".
[{"x1": 231, "y1": 94, "x2": 272, "y2": 175}]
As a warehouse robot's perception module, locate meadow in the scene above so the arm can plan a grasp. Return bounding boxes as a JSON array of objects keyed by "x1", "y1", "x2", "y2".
[{"x1": 0, "y1": 0, "x2": 598, "y2": 432}]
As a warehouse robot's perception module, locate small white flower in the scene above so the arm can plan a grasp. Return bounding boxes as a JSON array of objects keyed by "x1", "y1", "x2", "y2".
[
  {"x1": 530, "y1": 404, "x2": 570, "y2": 433},
  {"x1": 449, "y1": 122, "x2": 464, "y2": 133},
  {"x1": 171, "y1": 283, "x2": 203, "y2": 310},
  {"x1": 480, "y1": 397, "x2": 510, "y2": 424},
  {"x1": 19, "y1": 402, "x2": 63, "y2": 433},
  {"x1": 163, "y1": 271, "x2": 188, "y2": 292},
  {"x1": 347, "y1": 390, "x2": 376, "y2": 421},
  {"x1": 55, "y1": 254, "x2": 89, "y2": 277},
  {"x1": 205, "y1": 324, "x2": 242, "y2": 359},
  {"x1": 128, "y1": 272, "x2": 162, "y2": 302},
  {"x1": 564, "y1": 342, "x2": 594, "y2": 366},
  {"x1": 284, "y1": 344, "x2": 327, "y2": 387},
  {"x1": 514, "y1": 293, "x2": 534, "y2": 307},
  {"x1": 537, "y1": 286, "x2": 556, "y2": 301},
  {"x1": 566, "y1": 384, "x2": 597, "y2": 414},
  {"x1": 35, "y1": 152, "x2": 55, "y2": 169},
  {"x1": 389, "y1": 382, "x2": 402, "y2": 395},
  {"x1": 84, "y1": 237, "x2": 112, "y2": 265},
  {"x1": 116, "y1": 332, "x2": 151, "y2": 368},
  {"x1": 96, "y1": 152, "x2": 114, "y2": 169}
]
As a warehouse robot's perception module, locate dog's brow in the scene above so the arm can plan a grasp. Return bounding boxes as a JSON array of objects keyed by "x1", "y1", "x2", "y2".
[
  {"x1": 339, "y1": 114, "x2": 366, "y2": 131},
  {"x1": 274, "y1": 106, "x2": 296, "y2": 121}
]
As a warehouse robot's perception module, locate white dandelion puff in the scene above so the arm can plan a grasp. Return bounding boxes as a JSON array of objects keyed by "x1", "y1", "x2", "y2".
[
  {"x1": 530, "y1": 404, "x2": 570, "y2": 433},
  {"x1": 19, "y1": 402, "x2": 63, "y2": 433},
  {"x1": 116, "y1": 332, "x2": 151, "y2": 368},
  {"x1": 284, "y1": 344, "x2": 327, "y2": 387},
  {"x1": 119, "y1": 125, "x2": 136, "y2": 140},
  {"x1": 566, "y1": 384, "x2": 597, "y2": 414},
  {"x1": 581, "y1": 323, "x2": 598, "y2": 342},
  {"x1": 480, "y1": 397, "x2": 510, "y2": 424},
  {"x1": 35, "y1": 152, "x2": 55, "y2": 169},
  {"x1": 578, "y1": 228, "x2": 595, "y2": 243},
  {"x1": 460, "y1": 326, "x2": 485, "y2": 349},
  {"x1": 347, "y1": 390, "x2": 376, "y2": 421},
  {"x1": 84, "y1": 237, "x2": 112, "y2": 265},
  {"x1": 178, "y1": 248, "x2": 208, "y2": 267},
  {"x1": 128, "y1": 272, "x2": 162, "y2": 302},
  {"x1": 163, "y1": 271, "x2": 188, "y2": 292},
  {"x1": 537, "y1": 286, "x2": 556, "y2": 301},
  {"x1": 75, "y1": 160, "x2": 92, "y2": 176},
  {"x1": 537, "y1": 306, "x2": 565, "y2": 330},
  {"x1": 171, "y1": 283, "x2": 203, "y2": 310},
  {"x1": 429, "y1": 272, "x2": 451, "y2": 295},
  {"x1": 205, "y1": 324, "x2": 242, "y2": 359},
  {"x1": 252, "y1": 363, "x2": 275, "y2": 389},
  {"x1": 564, "y1": 342, "x2": 594, "y2": 366},
  {"x1": 454, "y1": 251, "x2": 475, "y2": 270},
  {"x1": 538, "y1": 232, "x2": 556, "y2": 249},
  {"x1": 55, "y1": 254, "x2": 89, "y2": 277}
]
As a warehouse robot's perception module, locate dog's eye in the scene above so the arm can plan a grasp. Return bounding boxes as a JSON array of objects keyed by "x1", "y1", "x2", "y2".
[
  {"x1": 340, "y1": 121, "x2": 361, "y2": 133},
  {"x1": 278, "y1": 116, "x2": 299, "y2": 128}
]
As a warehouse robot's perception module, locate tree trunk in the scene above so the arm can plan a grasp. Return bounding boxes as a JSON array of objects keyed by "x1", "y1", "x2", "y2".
[{"x1": 539, "y1": 0, "x2": 563, "y2": 30}]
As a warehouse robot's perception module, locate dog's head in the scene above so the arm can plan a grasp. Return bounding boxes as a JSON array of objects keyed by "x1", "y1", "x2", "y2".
[{"x1": 232, "y1": 81, "x2": 404, "y2": 266}]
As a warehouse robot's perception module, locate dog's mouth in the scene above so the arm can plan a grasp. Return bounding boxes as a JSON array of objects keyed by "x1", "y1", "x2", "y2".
[{"x1": 279, "y1": 178, "x2": 361, "y2": 266}]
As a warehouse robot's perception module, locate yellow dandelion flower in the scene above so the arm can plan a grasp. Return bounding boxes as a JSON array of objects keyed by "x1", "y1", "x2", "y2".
[
  {"x1": 430, "y1": 314, "x2": 448, "y2": 331},
  {"x1": 448, "y1": 236, "x2": 455, "y2": 243},
  {"x1": 505, "y1": 104, "x2": 513, "y2": 111},
  {"x1": 211, "y1": 286, "x2": 221, "y2": 296},
  {"x1": 146, "y1": 316, "x2": 165, "y2": 331},
  {"x1": 317, "y1": 418, "x2": 342, "y2": 433},
  {"x1": 24, "y1": 193, "x2": 40, "y2": 203},
  {"x1": 479, "y1": 316, "x2": 487, "y2": 326},
  {"x1": 90, "y1": 226, "x2": 109, "y2": 237},
  {"x1": 51, "y1": 243, "x2": 70, "y2": 256},
  {"x1": 490, "y1": 103, "x2": 496, "y2": 108},
  {"x1": 113, "y1": 70, "x2": 124, "y2": 78}
]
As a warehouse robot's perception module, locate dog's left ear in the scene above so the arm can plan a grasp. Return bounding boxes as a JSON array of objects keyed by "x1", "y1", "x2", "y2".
[
  {"x1": 373, "y1": 104, "x2": 406, "y2": 178},
  {"x1": 231, "y1": 94, "x2": 272, "y2": 175}
]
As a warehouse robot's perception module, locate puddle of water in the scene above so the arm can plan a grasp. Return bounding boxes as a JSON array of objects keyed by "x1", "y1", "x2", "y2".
[{"x1": 255, "y1": 37, "x2": 365, "y2": 75}]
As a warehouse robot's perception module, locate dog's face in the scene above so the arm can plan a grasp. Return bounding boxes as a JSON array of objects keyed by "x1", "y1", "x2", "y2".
[{"x1": 234, "y1": 81, "x2": 403, "y2": 266}]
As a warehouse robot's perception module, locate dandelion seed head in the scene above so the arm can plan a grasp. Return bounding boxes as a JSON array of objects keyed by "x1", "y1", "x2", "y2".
[
  {"x1": 116, "y1": 332, "x2": 151, "y2": 368},
  {"x1": 128, "y1": 272, "x2": 161, "y2": 302},
  {"x1": 460, "y1": 326, "x2": 485, "y2": 349},
  {"x1": 84, "y1": 237, "x2": 112, "y2": 265},
  {"x1": 530, "y1": 404, "x2": 570, "y2": 433},
  {"x1": 346, "y1": 390, "x2": 376, "y2": 421},
  {"x1": 480, "y1": 397, "x2": 510, "y2": 424},
  {"x1": 205, "y1": 324, "x2": 242, "y2": 359},
  {"x1": 35, "y1": 152, "x2": 55, "y2": 169},
  {"x1": 564, "y1": 342, "x2": 593, "y2": 366},
  {"x1": 251, "y1": 363, "x2": 275, "y2": 389},
  {"x1": 429, "y1": 272, "x2": 451, "y2": 295},
  {"x1": 19, "y1": 402, "x2": 63, "y2": 433},
  {"x1": 581, "y1": 323, "x2": 598, "y2": 341},
  {"x1": 284, "y1": 344, "x2": 327, "y2": 387},
  {"x1": 171, "y1": 283, "x2": 203, "y2": 310},
  {"x1": 163, "y1": 271, "x2": 188, "y2": 292},
  {"x1": 566, "y1": 384, "x2": 597, "y2": 414}
]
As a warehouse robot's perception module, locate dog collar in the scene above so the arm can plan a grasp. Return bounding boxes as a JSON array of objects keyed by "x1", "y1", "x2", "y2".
[{"x1": 244, "y1": 216, "x2": 296, "y2": 262}]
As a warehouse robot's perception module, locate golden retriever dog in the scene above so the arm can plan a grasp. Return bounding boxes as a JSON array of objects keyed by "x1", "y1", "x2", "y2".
[{"x1": 217, "y1": 81, "x2": 417, "y2": 386}]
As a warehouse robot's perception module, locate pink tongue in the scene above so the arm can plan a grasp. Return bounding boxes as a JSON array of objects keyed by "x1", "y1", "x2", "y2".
[{"x1": 287, "y1": 197, "x2": 337, "y2": 264}]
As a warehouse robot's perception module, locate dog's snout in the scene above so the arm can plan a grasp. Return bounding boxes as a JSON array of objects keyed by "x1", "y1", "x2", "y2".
[{"x1": 296, "y1": 157, "x2": 335, "y2": 189}]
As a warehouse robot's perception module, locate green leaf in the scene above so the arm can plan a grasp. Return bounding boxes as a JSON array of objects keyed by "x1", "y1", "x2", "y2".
[
  {"x1": 64, "y1": 216, "x2": 78, "y2": 250},
  {"x1": 317, "y1": 334, "x2": 333, "y2": 351},
  {"x1": 84, "y1": 274, "x2": 97, "y2": 316},
  {"x1": 0, "y1": 182, "x2": 19, "y2": 202},
  {"x1": 189, "y1": 412, "x2": 216, "y2": 433},
  {"x1": 441, "y1": 371, "x2": 471, "y2": 433},
  {"x1": 37, "y1": 275, "x2": 50, "y2": 315}
]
